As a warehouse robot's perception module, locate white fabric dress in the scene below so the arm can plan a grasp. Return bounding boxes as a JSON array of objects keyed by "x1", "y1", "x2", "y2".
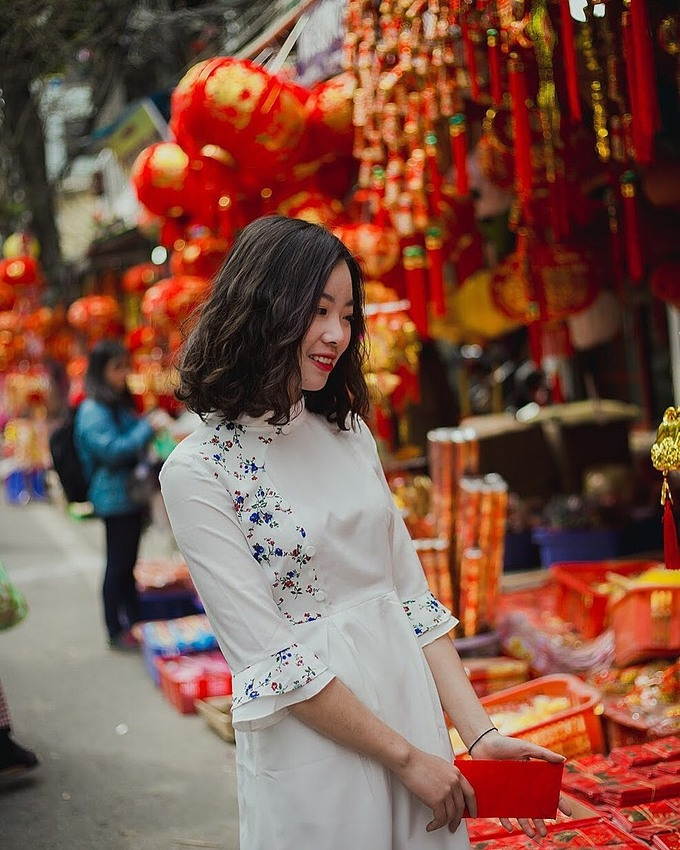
[{"x1": 159, "y1": 403, "x2": 471, "y2": 850}]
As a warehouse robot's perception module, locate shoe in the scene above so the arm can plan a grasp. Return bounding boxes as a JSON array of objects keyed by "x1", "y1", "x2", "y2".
[
  {"x1": 0, "y1": 738, "x2": 40, "y2": 776},
  {"x1": 108, "y1": 630, "x2": 140, "y2": 652}
]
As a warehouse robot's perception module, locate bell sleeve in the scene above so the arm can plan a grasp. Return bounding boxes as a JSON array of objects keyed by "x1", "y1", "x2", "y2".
[
  {"x1": 354, "y1": 420, "x2": 457, "y2": 646},
  {"x1": 159, "y1": 453, "x2": 335, "y2": 732}
]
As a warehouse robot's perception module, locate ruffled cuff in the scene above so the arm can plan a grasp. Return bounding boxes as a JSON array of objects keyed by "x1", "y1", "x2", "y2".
[
  {"x1": 231, "y1": 642, "x2": 334, "y2": 732},
  {"x1": 402, "y1": 589, "x2": 456, "y2": 646}
]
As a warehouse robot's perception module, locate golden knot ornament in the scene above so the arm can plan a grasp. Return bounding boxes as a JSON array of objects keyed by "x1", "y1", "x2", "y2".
[{"x1": 651, "y1": 406, "x2": 680, "y2": 472}]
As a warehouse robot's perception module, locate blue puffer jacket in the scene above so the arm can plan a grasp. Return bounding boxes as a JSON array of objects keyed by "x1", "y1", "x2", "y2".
[{"x1": 74, "y1": 398, "x2": 154, "y2": 517}]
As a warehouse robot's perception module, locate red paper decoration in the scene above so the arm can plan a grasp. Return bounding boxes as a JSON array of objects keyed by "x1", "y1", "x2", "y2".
[
  {"x1": 333, "y1": 223, "x2": 401, "y2": 280},
  {"x1": 122, "y1": 263, "x2": 163, "y2": 295},
  {"x1": 130, "y1": 143, "x2": 194, "y2": 222},
  {"x1": 277, "y1": 191, "x2": 345, "y2": 227},
  {"x1": 304, "y1": 71, "x2": 357, "y2": 158},
  {"x1": 0, "y1": 256, "x2": 41, "y2": 287}
]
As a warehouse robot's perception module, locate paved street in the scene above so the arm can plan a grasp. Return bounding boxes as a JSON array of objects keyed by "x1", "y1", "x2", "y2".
[{"x1": 0, "y1": 491, "x2": 239, "y2": 850}]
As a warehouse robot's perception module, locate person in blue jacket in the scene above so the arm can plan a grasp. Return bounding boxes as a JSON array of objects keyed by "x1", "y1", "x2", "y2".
[{"x1": 74, "y1": 339, "x2": 169, "y2": 650}]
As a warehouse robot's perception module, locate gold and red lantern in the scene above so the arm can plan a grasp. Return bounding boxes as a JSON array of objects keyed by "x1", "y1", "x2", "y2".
[
  {"x1": 277, "y1": 191, "x2": 344, "y2": 227},
  {"x1": 2, "y1": 231, "x2": 40, "y2": 259},
  {"x1": 122, "y1": 263, "x2": 163, "y2": 295},
  {"x1": 169, "y1": 57, "x2": 308, "y2": 190},
  {"x1": 66, "y1": 295, "x2": 122, "y2": 339},
  {"x1": 333, "y1": 222, "x2": 401, "y2": 280},
  {"x1": 304, "y1": 71, "x2": 357, "y2": 158},
  {"x1": 130, "y1": 143, "x2": 193, "y2": 221},
  {"x1": 141, "y1": 276, "x2": 210, "y2": 328},
  {"x1": 490, "y1": 235, "x2": 602, "y2": 325},
  {"x1": 0, "y1": 256, "x2": 41, "y2": 288},
  {"x1": 169, "y1": 235, "x2": 229, "y2": 281}
]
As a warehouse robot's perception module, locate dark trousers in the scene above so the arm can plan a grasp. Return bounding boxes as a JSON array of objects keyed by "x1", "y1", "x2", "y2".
[{"x1": 103, "y1": 512, "x2": 144, "y2": 639}]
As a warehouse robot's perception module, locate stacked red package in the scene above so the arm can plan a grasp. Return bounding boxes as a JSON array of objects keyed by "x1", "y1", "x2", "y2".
[
  {"x1": 654, "y1": 834, "x2": 680, "y2": 850},
  {"x1": 610, "y1": 799, "x2": 680, "y2": 840},
  {"x1": 468, "y1": 817, "x2": 643, "y2": 850}
]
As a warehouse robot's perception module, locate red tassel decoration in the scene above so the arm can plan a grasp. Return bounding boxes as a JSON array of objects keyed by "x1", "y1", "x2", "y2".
[
  {"x1": 449, "y1": 115, "x2": 469, "y2": 196},
  {"x1": 424, "y1": 132, "x2": 444, "y2": 216},
  {"x1": 461, "y1": 20, "x2": 480, "y2": 101},
  {"x1": 629, "y1": 0, "x2": 661, "y2": 164},
  {"x1": 620, "y1": 172, "x2": 645, "y2": 284},
  {"x1": 508, "y1": 57, "x2": 534, "y2": 213},
  {"x1": 403, "y1": 245, "x2": 430, "y2": 339},
  {"x1": 425, "y1": 228, "x2": 446, "y2": 317},
  {"x1": 663, "y1": 482, "x2": 680, "y2": 569},
  {"x1": 560, "y1": 0, "x2": 582, "y2": 123},
  {"x1": 487, "y1": 29, "x2": 503, "y2": 105}
]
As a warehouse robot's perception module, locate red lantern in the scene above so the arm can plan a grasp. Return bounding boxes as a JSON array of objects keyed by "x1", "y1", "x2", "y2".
[
  {"x1": 490, "y1": 237, "x2": 602, "y2": 324},
  {"x1": 122, "y1": 263, "x2": 163, "y2": 295},
  {"x1": 0, "y1": 282, "x2": 16, "y2": 310},
  {"x1": 304, "y1": 71, "x2": 356, "y2": 158},
  {"x1": 45, "y1": 328, "x2": 78, "y2": 363},
  {"x1": 127, "y1": 325, "x2": 160, "y2": 355},
  {"x1": 169, "y1": 57, "x2": 308, "y2": 191},
  {"x1": 0, "y1": 255, "x2": 41, "y2": 287},
  {"x1": 333, "y1": 223, "x2": 401, "y2": 280},
  {"x1": 130, "y1": 143, "x2": 194, "y2": 221},
  {"x1": 141, "y1": 276, "x2": 211, "y2": 328},
  {"x1": 67, "y1": 295, "x2": 122, "y2": 338},
  {"x1": 277, "y1": 191, "x2": 345, "y2": 227},
  {"x1": 22, "y1": 307, "x2": 56, "y2": 338},
  {"x1": 169, "y1": 236, "x2": 229, "y2": 280}
]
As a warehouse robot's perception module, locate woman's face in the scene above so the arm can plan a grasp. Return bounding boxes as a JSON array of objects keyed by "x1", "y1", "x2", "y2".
[
  {"x1": 299, "y1": 260, "x2": 354, "y2": 393},
  {"x1": 103, "y1": 354, "x2": 130, "y2": 394}
]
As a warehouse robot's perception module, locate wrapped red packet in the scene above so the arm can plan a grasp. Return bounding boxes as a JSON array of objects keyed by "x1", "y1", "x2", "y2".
[
  {"x1": 654, "y1": 834, "x2": 680, "y2": 850},
  {"x1": 469, "y1": 817, "x2": 640, "y2": 849},
  {"x1": 610, "y1": 799, "x2": 680, "y2": 835},
  {"x1": 656, "y1": 760, "x2": 680, "y2": 776},
  {"x1": 609, "y1": 737, "x2": 680, "y2": 768},
  {"x1": 600, "y1": 772, "x2": 680, "y2": 806},
  {"x1": 456, "y1": 759, "x2": 563, "y2": 819},
  {"x1": 467, "y1": 817, "x2": 514, "y2": 841}
]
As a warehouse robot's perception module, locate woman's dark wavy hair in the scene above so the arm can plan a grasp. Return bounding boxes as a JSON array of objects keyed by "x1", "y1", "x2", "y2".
[
  {"x1": 85, "y1": 338, "x2": 135, "y2": 409},
  {"x1": 176, "y1": 215, "x2": 370, "y2": 429}
]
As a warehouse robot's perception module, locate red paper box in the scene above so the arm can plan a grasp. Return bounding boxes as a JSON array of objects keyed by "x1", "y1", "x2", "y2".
[{"x1": 456, "y1": 759, "x2": 564, "y2": 819}]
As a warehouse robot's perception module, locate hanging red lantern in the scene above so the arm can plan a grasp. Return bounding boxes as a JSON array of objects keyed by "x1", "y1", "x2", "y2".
[
  {"x1": 490, "y1": 236, "x2": 602, "y2": 324},
  {"x1": 277, "y1": 191, "x2": 345, "y2": 227},
  {"x1": 169, "y1": 57, "x2": 308, "y2": 191},
  {"x1": 0, "y1": 255, "x2": 41, "y2": 287},
  {"x1": 333, "y1": 223, "x2": 401, "y2": 280},
  {"x1": 0, "y1": 282, "x2": 16, "y2": 310},
  {"x1": 170, "y1": 235, "x2": 229, "y2": 280},
  {"x1": 141, "y1": 276, "x2": 211, "y2": 328},
  {"x1": 44, "y1": 328, "x2": 78, "y2": 363},
  {"x1": 22, "y1": 307, "x2": 56, "y2": 338},
  {"x1": 127, "y1": 325, "x2": 161, "y2": 355},
  {"x1": 66, "y1": 295, "x2": 122, "y2": 338},
  {"x1": 130, "y1": 143, "x2": 194, "y2": 221},
  {"x1": 304, "y1": 71, "x2": 357, "y2": 158},
  {"x1": 122, "y1": 263, "x2": 163, "y2": 295}
]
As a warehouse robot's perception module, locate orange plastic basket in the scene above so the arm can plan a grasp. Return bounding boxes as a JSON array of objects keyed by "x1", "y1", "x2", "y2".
[
  {"x1": 550, "y1": 559, "x2": 661, "y2": 639},
  {"x1": 463, "y1": 674, "x2": 605, "y2": 760},
  {"x1": 610, "y1": 584, "x2": 680, "y2": 667}
]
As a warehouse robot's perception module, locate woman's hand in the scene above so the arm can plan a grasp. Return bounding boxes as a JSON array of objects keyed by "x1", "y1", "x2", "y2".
[
  {"x1": 469, "y1": 730, "x2": 572, "y2": 839},
  {"x1": 393, "y1": 747, "x2": 477, "y2": 835}
]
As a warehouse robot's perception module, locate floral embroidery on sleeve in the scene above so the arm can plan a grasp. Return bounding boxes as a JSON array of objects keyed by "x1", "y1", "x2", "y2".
[
  {"x1": 402, "y1": 590, "x2": 451, "y2": 637},
  {"x1": 233, "y1": 643, "x2": 324, "y2": 708}
]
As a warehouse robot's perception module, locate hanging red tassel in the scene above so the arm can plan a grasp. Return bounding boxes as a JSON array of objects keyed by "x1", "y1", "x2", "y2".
[
  {"x1": 425, "y1": 228, "x2": 446, "y2": 317},
  {"x1": 449, "y1": 114, "x2": 469, "y2": 196},
  {"x1": 663, "y1": 484, "x2": 680, "y2": 569},
  {"x1": 508, "y1": 57, "x2": 533, "y2": 216},
  {"x1": 461, "y1": 20, "x2": 480, "y2": 101},
  {"x1": 424, "y1": 132, "x2": 444, "y2": 216},
  {"x1": 620, "y1": 172, "x2": 645, "y2": 284},
  {"x1": 629, "y1": 0, "x2": 661, "y2": 164},
  {"x1": 402, "y1": 245, "x2": 430, "y2": 339},
  {"x1": 559, "y1": 0, "x2": 582, "y2": 123},
  {"x1": 487, "y1": 29, "x2": 503, "y2": 105}
]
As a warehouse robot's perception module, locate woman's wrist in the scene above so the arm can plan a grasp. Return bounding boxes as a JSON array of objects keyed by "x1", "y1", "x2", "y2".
[{"x1": 466, "y1": 726, "x2": 500, "y2": 756}]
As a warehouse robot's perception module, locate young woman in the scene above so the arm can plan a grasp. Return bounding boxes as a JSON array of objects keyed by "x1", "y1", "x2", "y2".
[
  {"x1": 160, "y1": 216, "x2": 569, "y2": 849},
  {"x1": 74, "y1": 339, "x2": 166, "y2": 650}
]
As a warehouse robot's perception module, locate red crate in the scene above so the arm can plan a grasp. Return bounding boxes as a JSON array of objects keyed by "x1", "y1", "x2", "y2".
[
  {"x1": 611, "y1": 585, "x2": 680, "y2": 667},
  {"x1": 156, "y1": 652, "x2": 232, "y2": 715},
  {"x1": 550, "y1": 559, "x2": 660, "y2": 639},
  {"x1": 451, "y1": 674, "x2": 605, "y2": 760}
]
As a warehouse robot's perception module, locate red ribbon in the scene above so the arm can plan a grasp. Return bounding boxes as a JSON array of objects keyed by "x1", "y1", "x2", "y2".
[
  {"x1": 621, "y1": 177, "x2": 645, "y2": 284},
  {"x1": 508, "y1": 59, "x2": 533, "y2": 214},
  {"x1": 461, "y1": 21, "x2": 480, "y2": 101},
  {"x1": 629, "y1": 0, "x2": 661, "y2": 164},
  {"x1": 664, "y1": 496, "x2": 680, "y2": 570},
  {"x1": 487, "y1": 30, "x2": 503, "y2": 106}
]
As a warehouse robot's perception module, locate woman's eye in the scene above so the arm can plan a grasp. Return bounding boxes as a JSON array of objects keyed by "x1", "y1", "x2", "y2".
[
  {"x1": 344, "y1": 314, "x2": 354, "y2": 323},
  {"x1": 316, "y1": 307, "x2": 327, "y2": 316}
]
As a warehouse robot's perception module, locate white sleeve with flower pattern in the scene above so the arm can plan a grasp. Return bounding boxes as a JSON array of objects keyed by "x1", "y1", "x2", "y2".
[
  {"x1": 159, "y1": 452, "x2": 335, "y2": 731},
  {"x1": 354, "y1": 419, "x2": 457, "y2": 646}
]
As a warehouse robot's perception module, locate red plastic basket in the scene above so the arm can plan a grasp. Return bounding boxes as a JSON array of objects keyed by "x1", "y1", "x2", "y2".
[
  {"x1": 156, "y1": 652, "x2": 232, "y2": 715},
  {"x1": 471, "y1": 674, "x2": 605, "y2": 759},
  {"x1": 610, "y1": 585, "x2": 680, "y2": 667},
  {"x1": 550, "y1": 559, "x2": 661, "y2": 639}
]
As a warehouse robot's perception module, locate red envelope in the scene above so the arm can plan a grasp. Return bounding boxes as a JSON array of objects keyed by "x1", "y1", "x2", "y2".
[{"x1": 456, "y1": 759, "x2": 564, "y2": 819}]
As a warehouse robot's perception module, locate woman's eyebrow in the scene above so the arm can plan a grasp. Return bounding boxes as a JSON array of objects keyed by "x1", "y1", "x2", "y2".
[{"x1": 320, "y1": 292, "x2": 355, "y2": 307}]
